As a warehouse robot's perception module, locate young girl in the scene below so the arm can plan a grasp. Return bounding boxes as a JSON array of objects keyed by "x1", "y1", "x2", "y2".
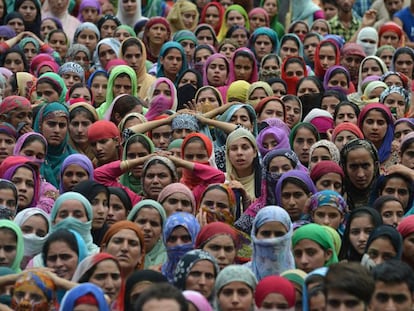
[
  {"x1": 314, "y1": 39, "x2": 340, "y2": 80},
  {"x1": 373, "y1": 196, "x2": 405, "y2": 228},
  {"x1": 228, "y1": 47, "x2": 258, "y2": 83},
  {"x1": 309, "y1": 190, "x2": 346, "y2": 231}
]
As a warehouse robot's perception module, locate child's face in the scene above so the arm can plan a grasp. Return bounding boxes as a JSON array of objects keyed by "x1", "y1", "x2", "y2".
[
  {"x1": 310, "y1": 292, "x2": 326, "y2": 311},
  {"x1": 323, "y1": 3, "x2": 337, "y2": 20},
  {"x1": 263, "y1": 0, "x2": 278, "y2": 17}
]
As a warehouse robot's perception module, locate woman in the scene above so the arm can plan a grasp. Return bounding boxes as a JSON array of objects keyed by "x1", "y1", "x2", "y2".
[
  {"x1": 0, "y1": 47, "x2": 28, "y2": 74},
  {"x1": 202, "y1": 53, "x2": 230, "y2": 102},
  {"x1": 394, "y1": 118, "x2": 414, "y2": 144},
  {"x1": 142, "y1": 17, "x2": 171, "y2": 63},
  {"x1": 35, "y1": 72, "x2": 67, "y2": 104},
  {"x1": 255, "y1": 275, "x2": 296, "y2": 311},
  {"x1": 13, "y1": 132, "x2": 47, "y2": 166},
  {"x1": 200, "y1": 2, "x2": 224, "y2": 35},
  {"x1": 87, "y1": 70, "x2": 108, "y2": 108},
  {"x1": 195, "y1": 222, "x2": 239, "y2": 269},
  {"x1": 0, "y1": 220, "x2": 24, "y2": 272},
  {"x1": 308, "y1": 140, "x2": 340, "y2": 170},
  {"x1": 162, "y1": 212, "x2": 200, "y2": 282},
  {"x1": 255, "y1": 96, "x2": 286, "y2": 123},
  {"x1": 33, "y1": 102, "x2": 75, "y2": 188},
  {"x1": 72, "y1": 22, "x2": 100, "y2": 56},
  {"x1": 378, "y1": 22, "x2": 404, "y2": 49},
  {"x1": 157, "y1": 41, "x2": 188, "y2": 85},
  {"x1": 249, "y1": 27, "x2": 279, "y2": 63},
  {"x1": 256, "y1": 125, "x2": 290, "y2": 157},
  {"x1": 158, "y1": 183, "x2": 196, "y2": 216},
  {"x1": 228, "y1": 47, "x2": 258, "y2": 84},
  {"x1": 292, "y1": 223, "x2": 338, "y2": 273},
  {"x1": 120, "y1": 37, "x2": 155, "y2": 100},
  {"x1": 94, "y1": 38, "x2": 121, "y2": 71},
  {"x1": 127, "y1": 199, "x2": 167, "y2": 268},
  {"x1": 358, "y1": 103, "x2": 397, "y2": 171},
  {"x1": 314, "y1": 39, "x2": 340, "y2": 80},
  {"x1": 289, "y1": 122, "x2": 319, "y2": 167},
  {"x1": 308, "y1": 190, "x2": 346, "y2": 230},
  {"x1": 116, "y1": 0, "x2": 141, "y2": 28},
  {"x1": 372, "y1": 195, "x2": 405, "y2": 228},
  {"x1": 331, "y1": 122, "x2": 364, "y2": 151},
  {"x1": 214, "y1": 265, "x2": 257, "y2": 311},
  {"x1": 281, "y1": 56, "x2": 308, "y2": 95},
  {"x1": 173, "y1": 249, "x2": 219, "y2": 302},
  {"x1": 310, "y1": 160, "x2": 344, "y2": 194},
  {"x1": 217, "y1": 4, "x2": 250, "y2": 42},
  {"x1": 333, "y1": 101, "x2": 360, "y2": 126},
  {"x1": 323, "y1": 65, "x2": 353, "y2": 95},
  {"x1": 391, "y1": 47, "x2": 414, "y2": 80},
  {"x1": 340, "y1": 139, "x2": 380, "y2": 210},
  {"x1": 101, "y1": 220, "x2": 145, "y2": 279},
  {"x1": 397, "y1": 215, "x2": 414, "y2": 269},
  {"x1": 248, "y1": 205, "x2": 294, "y2": 281},
  {"x1": 167, "y1": 0, "x2": 199, "y2": 33},
  {"x1": 278, "y1": 33, "x2": 303, "y2": 61},
  {"x1": 107, "y1": 187, "x2": 131, "y2": 226},
  {"x1": 59, "y1": 154, "x2": 93, "y2": 193},
  {"x1": 59, "y1": 283, "x2": 109, "y2": 311}
]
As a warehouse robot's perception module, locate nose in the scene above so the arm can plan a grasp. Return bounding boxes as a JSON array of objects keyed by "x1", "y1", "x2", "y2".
[
  {"x1": 199, "y1": 274, "x2": 206, "y2": 285},
  {"x1": 96, "y1": 142, "x2": 103, "y2": 152},
  {"x1": 323, "y1": 215, "x2": 331, "y2": 225},
  {"x1": 0, "y1": 248, "x2": 5, "y2": 260},
  {"x1": 358, "y1": 232, "x2": 367, "y2": 243},
  {"x1": 218, "y1": 247, "x2": 226, "y2": 259},
  {"x1": 142, "y1": 221, "x2": 151, "y2": 231},
  {"x1": 289, "y1": 196, "x2": 295, "y2": 206}
]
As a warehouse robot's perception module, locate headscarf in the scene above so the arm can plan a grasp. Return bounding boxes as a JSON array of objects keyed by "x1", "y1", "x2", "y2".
[
  {"x1": 158, "y1": 183, "x2": 196, "y2": 213},
  {"x1": 72, "y1": 252, "x2": 119, "y2": 282},
  {"x1": 0, "y1": 26, "x2": 15, "y2": 39},
  {"x1": 281, "y1": 56, "x2": 308, "y2": 95},
  {"x1": 288, "y1": 122, "x2": 320, "y2": 150},
  {"x1": 58, "y1": 62, "x2": 85, "y2": 83},
  {"x1": 33, "y1": 102, "x2": 75, "y2": 188},
  {"x1": 94, "y1": 38, "x2": 121, "y2": 69},
  {"x1": 379, "y1": 85, "x2": 410, "y2": 116},
  {"x1": 256, "y1": 126, "x2": 291, "y2": 157},
  {"x1": 217, "y1": 5, "x2": 250, "y2": 41},
  {"x1": 362, "y1": 81, "x2": 388, "y2": 102},
  {"x1": 314, "y1": 39, "x2": 340, "y2": 79},
  {"x1": 308, "y1": 140, "x2": 340, "y2": 164},
  {"x1": 309, "y1": 160, "x2": 344, "y2": 182},
  {"x1": 142, "y1": 17, "x2": 172, "y2": 63},
  {"x1": 14, "y1": 0, "x2": 41, "y2": 36},
  {"x1": 167, "y1": 0, "x2": 199, "y2": 33},
  {"x1": 214, "y1": 265, "x2": 257, "y2": 299},
  {"x1": 127, "y1": 199, "x2": 167, "y2": 268},
  {"x1": 195, "y1": 222, "x2": 239, "y2": 250},
  {"x1": 162, "y1": 212, "x2": 200, "y2": 283},
  {"x1": 0, "y1": 220, "x2": 23, "y2": 272},
  {"x1": 59, "y1": 154, "x2": 94, "y2": 193},
  {"x1": 228, "y1": 47, "x2": 259, "y2": 84},
  {"x1": 200, "y1": 2, "x2": 224, "y2": 34},
  {"x1": 141, "y1": 156, "x2": 178, "y2": 197},
  {"x1": 173, "y1": 249, "x2": 219, "y2": 294},
  {"x1": 0, "y1": 156, "x2": 40, "y2": 208},
  {"x1": 308, "y1": 190, "x2": 346, "y2": 214},
  {"x1": 77, "y1": 0, "x2": 101, "y2": 22},
  {"x1": 356, "y1": 27, "x2": 378, "y2": 56},
  {"x1": 292, "y1": 223, "x2": 338, "y2": 265},
  {"x1": 146, "y1": 77, "x2": 178, "y2": 113},
  {"x1": 255, "y1": 276, "x2": 296, "y2": 310},
  {"x1": 358, "y1": 103, "x2": 394, "y2": 163},
  {"x1": 0, "y1": 95, "x2": 31, "y2": 116},
  {"x1": 116, "y1": 0, "x2": 141, "y2": 27},
  {"x1": 250, "y1": 206, "x2": 294, "y2": 280},
  {"x1": 322, "y1": 65, "x2": 350, "y2": 95},
  {"x1": 14, "y1": 208, "x2": 50, "y2": 258},
  {"x1": 247, "y1": 81, "x2": 273, "y2": 106},
  {"x1": 378, "y1": 22, "x2": 404, "y2": 47},
  {"x1": 15, "y1": 73, "x2": 37, "y2": 99},
  {"x1": 51, "y1": 192, "x2": 98, "y2": 254},
  {"x1": 398, "y1": 215, "x2": 414, "y2": 238},
  {"x1": 357, "y1": 56, "x2": 388, "y2": 94},
  {"x1": 156, "y1": 41, "x2": 188, "y2": 82},
  {"x1": 249, "y1": 27, "x2": 279, "y2": 59},
  {"x1": 36, "y1": 72, "x2": 67, "y2": 103},
  {"x1": 59, "y1": 283, "x2": 109, "y2": 311},
  {"x1": 331, "y1": 122, "x2": 364, "y2": 142},
  {"x1": 13, "y1": 132, "x2": 47, "y2": 165},
  {"x1": 278, "y1": 33, "x2": 304, "y2": 58},
  {"x1": 183, "y1": 291, "x2": 213, "y2": 311},
  {"x1": 226, "y1": 80, "x2": 251, "y2": 103},
  {"x1": 365, "y1": 225, "x2": 402, "y2": 259}
]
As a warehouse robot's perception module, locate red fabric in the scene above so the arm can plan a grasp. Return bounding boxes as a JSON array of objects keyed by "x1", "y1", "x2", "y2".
[
  {"x1": 0, "y1": 96, "x2": 31, "y2": 114},
  {"x1": 195, "y1": 222, "x2": 238, "y2": 248},
  {"x1": 281, "y1": 56, "x2": 308, "y2": 95},
  {"x1": 357, "y1": 103, "x2": 393, "y2": 129},
  {"x1": 310, "y1": 160, "x2": 344, "y2": 182},
  {"x1": 378, "y1": 22, "x2": 404, "y2": 46},
  {"x1": 87, "y1": 120, "x2": 121, "y2": 142},
  {"x1": 332, "y1": 122, "x2": 364, "y2": 142},
  {"x1": 75, "y1": 294, "x2": 99, "y2": 306},
  {"x1": 200, "y1": 2, "x2": 225, "y2": 34},
  {"x1": 397, "y1": 215, "x2": 414, "y2": 238},
  {"x1": 255, "y1": 96, "x2": 283, "y2": 115},
  {"x1": 314, "y1": 39, "x2": 340, "y2": 79},
  {"x1": 255, "y1": 276, "x2": 296, "y2": 308}
]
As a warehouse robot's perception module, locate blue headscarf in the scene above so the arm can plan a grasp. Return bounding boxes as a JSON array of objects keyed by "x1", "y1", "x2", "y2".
[
  {"x1": 157, "y1": 41, "x2": 188, "y2": 80},
  {"x1": 60, "y1": 283, "x2": 110, "y2": 311},
  {"x1": 249, "y1": 27, "x2": 279, "y2": 59},
  {"x1": 161, "y1": 212, "x2": 200, "y2": 282},
  {"x1": 302, "y1": 267, "x2": 328, "y2": 311}
]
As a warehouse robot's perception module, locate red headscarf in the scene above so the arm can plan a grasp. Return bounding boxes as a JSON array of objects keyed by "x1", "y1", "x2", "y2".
[
  {"x1": 200, "y1": 2, "x2": 225, "y2": 34},
  {"x1": 281, "y1": 56, "x2": 308, "y2": 95},
  {"x1": 255, "y1": 275, "x2": 296, "y2": 308},
  {"x1": 314, "y1": 39, "x2": 340, "y2": 79},
  {"x1": 310, "y1": 160, "x2": 344, "y2": 183},
  {"x1": 332, "y1": 122, "x2": 364, "y2": 142},
  {"x1": 397, "y1": 215, "x2": 414, "y2": 238},
  {"x1": 195, "y1": 221, "x2": 239, "y2": 248},
  {"x1": 142, "y1": 17, "x2": 172, "y2": 63},
  {"x1": 378, "y1": 22, "x2": 404, "y2": 47}
]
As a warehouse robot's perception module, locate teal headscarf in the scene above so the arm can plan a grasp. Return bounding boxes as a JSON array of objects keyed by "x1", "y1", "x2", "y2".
[
  {"x1": 156, "y1": 42, "x2": 188, "y2": 80},
  {"x1": 36, "y1": 72, "x2": 68, "y2": 104},
  {"x1": 248, "y1": 27, "x2": 279, "y2": 59},
  {"x1": 292, "y1": 223, "x2": 338, "y2": 266},
  {"x1": 18, "y1": 37, "x2": 40, "y2": 53},
  {"x1": 33, "y1": 102, "x2": 76, "y2": 188},
  {"x1": 128, "y1": 199, "x2": 167, "y2": 268},
  {"x1": 278, "y1": 33, "x2": 304, "y2": 58},
  {"x1": 120, "y1": 133, "x2": 155, "y2": 194},
  {"x1": 0, "y1": 220, "x2": 24, "y2": 273},
  {"x1": 116, "y1": 24, "x2": 136, "y2": 37}
]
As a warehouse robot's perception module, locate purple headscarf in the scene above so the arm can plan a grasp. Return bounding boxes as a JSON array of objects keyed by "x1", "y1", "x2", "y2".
[
  {"x1": 0, "y1": 26, "x2": 16, "y2": 39},
  {"x1": 59, "y1": 154, "x2": 94, "y2": 193},
  {"x1": 77, "y1": 0, "x2": 101, "y2": 22},
  {"x1": 202, "y1": 53, "x2": 230, "y2": 102},
  {"x1": 13, "y1": 132, "x2": 48, "y2": 165},
  {"x1": 275, "y1": 170, "x2": 317, "y2": 206},
  {"x1": 256, "y1": 127, "x2": 291, "y2": 157},
  {"x1": 323, "y1": 65, "x2": 350, "y2": 95}
]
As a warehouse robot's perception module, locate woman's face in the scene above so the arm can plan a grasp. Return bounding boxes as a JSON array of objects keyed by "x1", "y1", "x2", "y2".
[
  {"x1": 309, "y1": 146, "x2": 332, "y2": 171},
  {"x1": 0, "y1": 133, "x2": 15, "y2": 163},
  {"x1": 311, "y1": 21, "x2": 329, "y2": 36},
  {"x1": 143, "y1": 163, "x2": 173, "y2": 200},
  {"x1": 20, "y1": 214, "x2": 48, "y2": 237},
  {"x1": 166, "y1": 226, "x2": 192, "y2": 247},
  {"x1": 379, "y1": 200, "x2": 404, "y2": 228},
  {"x1": 77, "y1": 29, "x2": 98, "y2": 54},
  {"x1": 0, "y1": 228, "x2": 17, "y2": 269},
  {"x1": 12, "y1": 167, "x2": 34, "y2": 208},
  {"x1": 89, "y1": 259, "x2": 122, "y2": 302},
  {"x1": 12, "y1": 279, "x2": 48, "y2": 310},
  {"x1": 256, "y1": 221, "x2": 288, "y2": 239},
  {"x1": 362, "y1": 110, "x2": 388, "y2": 147},
  {"x1": 61, "y1": 164, "x2": 89, "y2": 192},
  {"x1": 229, "y1": 108, "x2": 252, "y2": 131},
  {"x1": 379, "y1": 49, "x2": 394, "y2": 69},
  {"x1": 303, "y1": 36, "x2": 319, "y2": 63},
  {"x1": 23, "y1": 42, "x2": 37, "y2": 64},
  {"x1": 254, "y1": 35, "x2": 273, "y2": 61},
  {"x1": 161, "y1": 48, "x2": 183, "y2": 79},
  {"x1": 122, "y1": 0, "x2": 137, "y2": 16},
  {"x1": 379, "y1": 31, "x2": 400, "y2": 48},
  {"x1": 7, "y1": 18, "x2": 25, "y2": 35},
  {"x1": 36, "y1": 82, "x2": 60, "y2": 103},
  {"x1": 99, "y1": 44, "x2": 117, "y2": 70},
  {"x1": 182, "y1": 10, "x2": 197, "y2": 29},
  {"x1": 249, "y1": 13, "x2": 267, "y2": 31},
  {"x1": 271, "y1": 82, "x2": 286, "y2": 97},
  {"x1": 361, "y1": 59, "x2": 383, "y2": 81},
  {"x1": 327, "y1": 72, "x2": 348, "y2": 90},
  {"x1": 312, "y1": 206, "x2": 343, "y2": 229},
  {"x1": 107, "y1": 194, "x2": 128, "y2": 226},
  {"x1": 112, "y1": 76, "x2": 132, "y2": 97},
  {"x1": 280, "y1": 39, "x2": 299, "y2": 60},
  {"x1": 248, "y1": 88, "x2": 267, "y2": 103},
  {"x1": 148, "y1": 23, "x2": 169, "y2": 46},
  {"x1": 318, "y1": 45, "x2": 336, "y2": 70},
  {"x1": 366, "y1": 237, "x2": 397, "y2": 265},
  {"x1": 100, "y1": 19, "x2": 118, "y2": 38},
  {"x1": 227, "y1": 10, "x2": 245, "y2": 27},
  {"x1": 40, "y1": 19, "x2": 58, "y2": 40},
  {"x1": 394, "y1": 122, "x2": 413, "y2": 143},
  {"x1": 262, "y1": 57, "x2": 279, "y2": 72},
  {"x1": 46, "y1": 240, "x2": 78, "y2": 280},
  {"x1": 70, "y1": 87, "x2": 92, "y2": 103},
  {"x1": 228, "y1": 137, "x2": 256, "y2": 176},
  {"x1": 151, "y1": 124, "x2": 172, "y2": 150},
  {"x1": 293, "y1": 127, "x2": 316, "y2": 165},
  {"x1": 230, "y1": 29, "x2": 248, "y2": 47},
  {"x1": 115, "y1": 29, "x2": 132, "y2": 43},
  {"x1": 81, "y1": 6, "x2": 98, "y2": 23},
  {"x1": 3, "y1": 53, "x2": 24, "y2": 73},
  {"x1": 48, "y1": 32, "x2": 68, "y2": 59},
  {"x1": 268, "y1": 156, "x2": 294, "y2": 174},
  {"x1": 162, "y1": 193, "x2": 193, "y2": 216},
  {"x1": 134, "y1": 207, "x2": 162, "y2": 252},
  {"x1": 207, "y1": 58, "x2": 228, "y2": 86},
  {"x1": 321, "y1": 95, "x2": 340, "y2": 116},
  {"x1": 334, "y1": 130, "x2": 358, "y2": 151},
  {"x1": 334, "y1": 104, "x2": 357, "y2": 126},
  {"x1": 258, "y1": 100, "x2": 284, "y2": 122},
  {"x1": 381, "y1": 177, "x2": 410, "y2": 210},
  {"x1": 284, "y1": 62, "x2": 304, "y2": 79},
  {"x1": 293, "y1": 239, "x2": 331, "y2": 273},
  {"x1": 219, "y1": 44, "x2": 236, "y2": 62},
  {"x1": 53, "y1": 200, "x2": 88, "y2": 224},
  {"x1": 178, "y1": 72, "x2": 198, "y2": 89},
  {"x1": 185, "y1": 260, "x2": 215, "y2": 298},
  {"x1": 315, "y1": 172, "x2": 343, "y2": 194},
  {"x1": 126, "y1": 141, "x2": 150, "y2": 177},
  {"x1": 62, "y1": 72, "x2": 81, "y2": 89},
  {"x1": 91, "y1": 192, "x2": 109, "y2": 230},
  {"x1": 234, "y1": 55, "x2": 253, "y2": 81},
  {"x1": 200, "y1": 188, "x2": 231, "y2": 214},
  {"x1": 105, "y1": 228, "x2": 142, "y2": 271},
  {"x1": 183, "y1": 140, "x2": 209, "y2": 163},
  {"x1": 345, "y1": 148, "x2": 375, "y2": 190},
  {"x1": 297, "y1": 80, "x2": 320, "y2": 97},
  {"x1": 284, "y1": 99, "x2": 301, "y2": 128},
  {"x1": 195, "y1": 48, "x2": 213, "y2": 64},
  {"x1": 203, "y1": 234, "x2": 236, "y2": 269},
  {"x1": 196, "y1": 88, "x2": 220, "y2": 111},
  {"x1": 263, "y1": 0, "x2": 277, "y2": 17},
  {"x1": 349, "y1": 215, "x2": 374, "y2": 255},
  {"x1": 383, "y1": 92, "x2": 406, "y2": 119},
  {"x1": 204, "y1": 6, "x2": 220, "y2": 29},
  {"x1": 40, "y1": 116, "x2": 68, "y2": 147},
  {"x1": 49, "y1": 0, "x2": 68, "y2": 14},
  {"x1": 90, "y1": 75, "x2": 108, "y2": 106},
  {"x1": 403, "y1": 233, "x2": 414, "y2": 266},
  {"x1": 394, "y1": 53, "x2": 414, "y2": 78},
  {"x1": 280, "y1": 181, "x2": 309, "y2": 221},
  {"x1": 218, "y1": 281, "x2": 254, "y2": 311},
  {"x1": 401, "y1": 142, "x2": 414, "y2": 169}
]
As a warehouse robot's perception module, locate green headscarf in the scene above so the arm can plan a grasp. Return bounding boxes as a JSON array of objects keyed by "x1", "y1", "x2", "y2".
[
  {"x1": 116, "y1": 25, "x2": 136, "y2": 37},
  {"x1": 120, "y1": 133, "x2": 155, "y2": 194},
  {"x1": 292, "y1": 223, "x2": 338, "y2": 266},
  {"x1": 259, "y1": 0, "x2": 285, "y2": 38},
  {"x1": 127, "y1": 199, "x2": 167, "y2": 268},
  {"x1": 289, "y1": 122, "x2": 320, "y2": 149},
  {"x1": 36, "y1": 72, "x2": 68, "y2": 104},
  {"x1": 0, "y1": 220, "x2": 24, "y2": 273},
  {"x1": 96, "y1": 65, "x2": 138, "y2": 119},
  {"x1": 217, "y1": 5, "x2": 250, "y2": 41}
]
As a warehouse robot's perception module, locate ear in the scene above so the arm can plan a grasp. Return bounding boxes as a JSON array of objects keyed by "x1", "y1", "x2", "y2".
[
  {"x1": 324, "y1": 249, "x2": 333, "y2": 263},
  {"x1": 160, "y1": 56, "x2": 165, "y2": 66}
]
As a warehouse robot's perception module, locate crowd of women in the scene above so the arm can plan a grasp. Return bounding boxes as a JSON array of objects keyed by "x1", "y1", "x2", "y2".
[{"x1": 0, "y1": 0, "x2": 413, "y2": 310}]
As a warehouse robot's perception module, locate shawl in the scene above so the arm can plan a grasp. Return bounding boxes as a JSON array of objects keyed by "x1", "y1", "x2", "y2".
[
  {"x1": 358, "y1": 103, "x2": 394, "y2": 163},
  {"x1": 309, "y1": 160, "x2": 344, "y2": 183},
  {"x1": 397, "y1": 215, "x2": 414, "y2": 238},
  {"x1": 356, "y1": 27, "x2": 378, "y2": 56},
  {"x1": 14, "y1": 208, "x2": 50, "y2": 258},
  {"x1": 378, "y1": 22, "x2": 404, "y2": 47},
  {"x1": 183, "y1": 291, "x2": 213, "y2": 311},
  {"x1": 331, "y1": 122, "x2": 364, "y2": 142},
  {"x1": 33, "y1": 102, "x2": 76, "y2": 188},
  {"x1": 156, "y1": 41, "x2": 188, "y2": 81},
  {"x1": 195, "y1": 222, "x2": 239, "y2": 249},
  {"x1": 15, "y1": 73, "x2": 37, "y2": 99},
  {"x1": 308, "y1": 190, "x2": 347, "y2": 214},
  {"x1": 59, "y1": 283, "x2": 109, "y2": 311},
  {"x1": 292, "y1": 0, "x2": 321, "y2": 24},
  {"x1": 217, "y1": 5, "x2": 250, "y2": 42},
  {"x1": 13, "y1": 132, "x2": 48, "y2": 165},
  {"x1": 120, "y1": 133, "x2": 155, "y2": 194},
  {"x1": 161, "y1": 212, "x2": 200, "y2": 283},
  {"x1": 322, "y1": 65, "x2": 351, "y2": 95},
  {"x1": 247, "y1": 81, "x2": 273, "y2": 106},
  {"x1": 226, "y1": 80, "x2": 251, "y2": 103},
  {"x1": 0, "y1": 220, "x2": 24, "y2": 272},
  {"x1": 200, "y1": 2, "x2": 225, "y2": 34},
  {"x1": 292, "y1": 223, "x2": 338, "y2": 266},
  {"x1": 249, "y1": 205, "x2": 295, "y2": 280},
  {"x1": 58, "y1": 62, "x2": 85, "y2": 83},
  {"x1": 314, "y1": 39, "x2": 340, "y2": 80},
  {"x1": 96, "y1": 65, "x2": 138, "y2": 119},
  {"x1": 146, "y1": 77, "x2": 178, "y2": 110},
  {"x1": 94, "y1": 38, "x2": 121, "y2": 70},
  {"x1": 127, "y1": 199, "x2": 167, "y2": 268},
  {"x1": 357, "y1": 56, "x2": 388, "y2": 94},
  {"x1": 281, "y1": 56, "x2": 308, "y2": 95}
]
